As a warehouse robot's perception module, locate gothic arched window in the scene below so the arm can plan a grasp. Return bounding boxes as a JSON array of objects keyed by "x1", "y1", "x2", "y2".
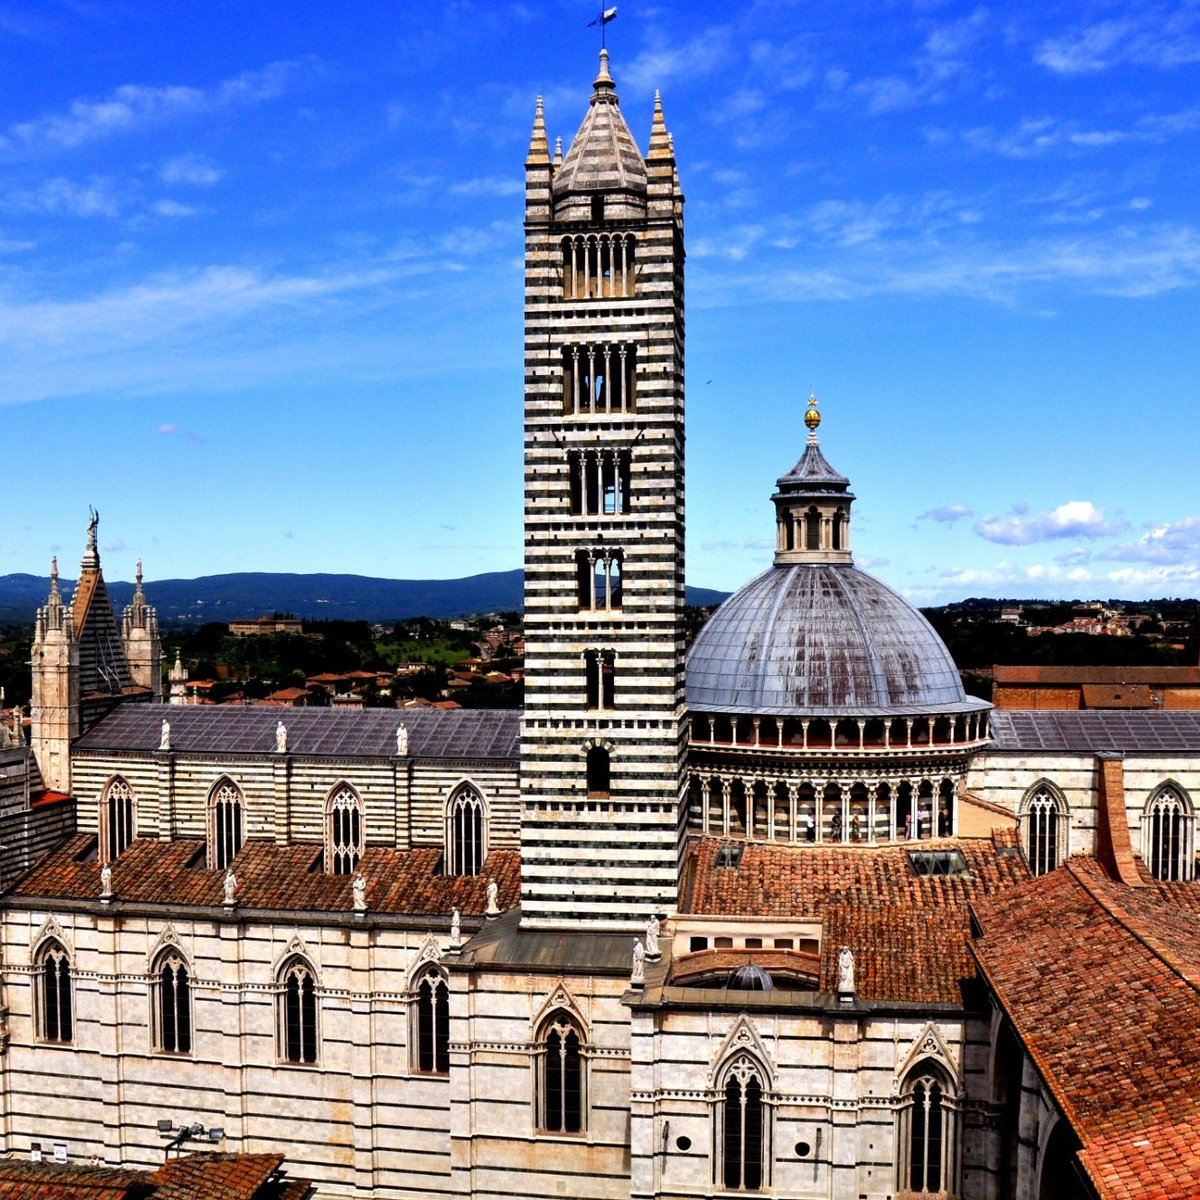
[
  {"x1": 538, "y1": 1011, "x2": 585, "y2": 1133},
  {"x1": 716, "y1": 1055, "x2": 769, "y2": 1191},
  {"x1": 1144, "y1": 785, "x2": 1194, "y2": 881},
  {"x1": 412, "y1": 968, "x2": 450, "y2": 1074},
  {"x1": 100, "y1": 776, "x2": 135, "y2": 863},
  {"x1": 208, "y1": 778, "x2": 244, "y2": 871},
  {"x1": 897, "y1": 1060, "x2": 958, "y2": 1196},
  {"x1": 1022, "y1": 784, "x2": 1067, "y2": 876},
  {"x1": 37, "y1": 939, "x2": 73, "y2": 1044},
  {"x1": 278, "y1": 957, "x2": 318, "y2": 1064},
  {"x1": 153, "y1": 949, "x2": 192, "y2": 1054},
  {"x1": 326, "y1": 783, "x2": 363, "y2": 875},
  {"x1": 447, "y1": 785, "x2": 486, "y2": 876}
]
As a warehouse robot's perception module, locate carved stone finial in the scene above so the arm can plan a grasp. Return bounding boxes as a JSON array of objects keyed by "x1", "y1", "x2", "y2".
[
  {"x1": 485, "y1": 878, "x2": 500, "y2": 918},
  {"x1": 449, "y1": 906, "x2": 462, "y2": 949},
  {"x1": 275, "y1": 720, "x2": 287, "y2": 753},
  {"x1": 396, "y1": 722, "x2": 408, "y2": 757},
  {"x1": 352, "y1": 872, "x2": 367, "y2": 913},
  {"x1": 223, "y1": 868, "x2": 237, "y2": 906},
  {"x1": 631, "y1": 938, "x2": 645, "y2": 986},
  {"x1": 159, "y1": 719, "x2": 171, "y2": 751},
  {"x1": 100, "y1": 862, "x2": 113, "y2": 901}
]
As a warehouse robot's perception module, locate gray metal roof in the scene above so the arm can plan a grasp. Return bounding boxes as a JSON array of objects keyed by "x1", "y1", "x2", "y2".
[
  {"x1": 686, "y1": 564, "x2": 987, "y2": 717},
  {"x1": 775, "y1": 438, "x2": 851, "y2": 494},
  {"x1": 989, "y1": 710, "x2": 1200, "y2": 754},
  {"x1": 75, "y1": 704, "x2": 520, "y2": 761}
]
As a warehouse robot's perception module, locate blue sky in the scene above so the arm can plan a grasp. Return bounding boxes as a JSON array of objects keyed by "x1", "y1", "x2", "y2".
[{"x1": 1, "y1": 0, "x2": 1198, "y2": 605}]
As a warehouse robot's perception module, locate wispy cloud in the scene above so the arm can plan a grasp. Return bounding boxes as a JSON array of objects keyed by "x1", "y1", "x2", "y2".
[
  {"x1": 159, "y1": 155, "x2": 225, "y2": 186},
  {"x1": 624, "y1": 26, "x2": 735, "y2": 92},
  {"x1": 965, "y1": 107, "x2": 1200, "y2": 158},
  {"x1": 150, "y1": 199, "x2": 199, "y2": 218},
  {"x1": 0, "y1": 57, "x2": 319, "y2": 157},
  {"x1": 919, "y1": 505, "x2": 973, "y2": 523},
  {"x1": 155, "y1": 423, "x2": 205, "y2": 445},
  {"x1": 6, "y1": 176, "x2": 123, "y2": 218},
  {"x1": 1035, "y1": 9, "x2": 1200, "y2": 74},
  {"x1": 449, "y1": 175, "x2": 522, "y2": 198},
  {"x1": 973, "y1": 500, "x2": 1126, "y2": 545}
]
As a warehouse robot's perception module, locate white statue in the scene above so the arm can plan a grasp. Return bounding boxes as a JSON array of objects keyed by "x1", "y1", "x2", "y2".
[
  {"x1": 837, "y1": 946, "x2": 855, "y2": 994},
  {"x1": 631, "y1": 939, "x2": 646, "y2": 986},
  {"x1": 352, "y1": 872, "x2": 367, "y2": 912},
  {"x1": 450, "y1": 906, "x2": 462, "y2": 948},
  {"x1": 396, "y1": 723, "x2": 408, "y2": 756},
  {"x1": 223, "y1": 868, "x2": 237, "y2": 905},
  {"x1": 100, "y1": 862, "x2": 112, "y2": 899},
  {"x1": 275, "y1": 720, "x2": 287, "y2": 752},
  {"x1": 645, "y1": 914, "x2": 660, "y2": 959},
  {"x1": 485, "y1": 878, "x2": 500, "y2": 917},
  {"x1": 159, "y1": 719, "x2": 171, "y2": 751}
]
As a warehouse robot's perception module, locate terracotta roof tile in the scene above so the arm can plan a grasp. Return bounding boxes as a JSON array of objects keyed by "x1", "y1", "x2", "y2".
[
  {"x1": 682, "y1": 836, "x2": 1029, "y2": 1002},
  {"x1": 8, "y1": 835, "x2": 520, "y2": 918},
  {"x1": 972, "y1": 859, "x2": 1200, "y2": 1200}
]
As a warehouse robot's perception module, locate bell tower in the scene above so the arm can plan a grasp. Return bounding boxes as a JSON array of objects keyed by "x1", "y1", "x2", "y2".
[{"x1": 520, "y1": 53, "x2": 687, "y2": 928}]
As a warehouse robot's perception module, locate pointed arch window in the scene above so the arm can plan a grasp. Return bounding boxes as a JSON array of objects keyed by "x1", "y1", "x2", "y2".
[
  {"x1": 100, "y1": 776, "x2": 136, "y2": 863},
  {"x1": 1023, "y1": 785, "x2": 1067, "y2": 876},
  {"x1": 538, "y1": 1011, "x2": 585, "y2": 1134},
  {"x1": 447, "y1": 784, "x2": 486, "y2": 876},
  {"x1": 326, "y1": 784, "x2": 363, "y2": 875},
  {"x1": 37, "y1": 939, "x2": 73, "y2": 1044},
  {"x1": 1143, "y1": 785, "x2": 1194, "y2": 881},
  {"x1": 897, "y1": 1060, "x2": 959, "y2": 1196},
  {"x1": 278, "y1": 957, "x2": 318, "y2": 1065},
  {"x1": 208, "y1": 779, "x2": 244, "y2": 871},
  {"x1": 716, "y1": 1055, "x2": 770, "y2": 1191},
  {"x1": 153, "y1": 949, "x2": 192, "y2": 1054},
  {"x1": 412, "y1": 967, "x2": 450, "y2": 1074}
]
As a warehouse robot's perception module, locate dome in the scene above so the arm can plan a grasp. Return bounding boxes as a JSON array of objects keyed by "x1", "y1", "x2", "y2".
[
  {"x1": 727, "y1": 962, "x2": 774, "y2": 992},
  {"x1": 686, "y1": 563, "x2": 986, "y2": 717}
]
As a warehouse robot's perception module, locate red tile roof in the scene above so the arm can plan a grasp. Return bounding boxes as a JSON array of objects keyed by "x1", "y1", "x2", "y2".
[
  {"x1": 682, "y1": 835, "x2": 1029, "y2": 1002},
  {"x1": 8, "y1": 835, "x2": 520, "y2": 918},
  {"x1": 0, "y1": 1152, "x2": 309, "y2": 1200},
  {"x1": 971, "y1": 858, "x2": 1200, "y2": 1200}
]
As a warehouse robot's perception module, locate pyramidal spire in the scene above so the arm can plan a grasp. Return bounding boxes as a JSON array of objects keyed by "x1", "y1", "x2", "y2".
[
  {"x1": 648, "y1": 89, "x2": 672, "y2": 159},
  {"x1": 526, "y1": 94, "x2": 550, "y2": 165},
  {"x1": 48, "y1": 555, "x2": 61, "y2": 606},
  {"x1": 133, "y1": 558, "x2": 145, "y2": 605}
]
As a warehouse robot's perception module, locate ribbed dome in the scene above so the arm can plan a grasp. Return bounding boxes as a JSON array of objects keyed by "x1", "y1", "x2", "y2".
[{"x1": 686, "y1": 564, "x2": 986, "y2": 717}]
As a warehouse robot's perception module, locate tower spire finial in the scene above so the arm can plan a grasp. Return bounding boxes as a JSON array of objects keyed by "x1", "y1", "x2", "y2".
[
  {"x1": 804, "y1": 389, "x2": 821, "y2": 445},
  {"x1": 82, "y1": 506, "x2": 100, "y2": 568},
  {"x1": 526, "y1": 95, "x2": 550, "y2": 165}
]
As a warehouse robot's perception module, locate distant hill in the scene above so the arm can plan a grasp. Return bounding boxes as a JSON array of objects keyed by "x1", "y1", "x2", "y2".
[{"x1": 0, "y1": 569, "x2": 729, "y2": 625}]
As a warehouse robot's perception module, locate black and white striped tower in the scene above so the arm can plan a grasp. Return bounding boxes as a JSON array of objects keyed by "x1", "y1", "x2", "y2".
[{"x1": 520, "y1": 52, "x2": 686, "y2": 928}]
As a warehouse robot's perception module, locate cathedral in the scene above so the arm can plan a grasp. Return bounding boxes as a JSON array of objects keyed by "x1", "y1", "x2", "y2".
[{"x1": 0, "y1": 51, "x2": 1197, "y2": 1200}]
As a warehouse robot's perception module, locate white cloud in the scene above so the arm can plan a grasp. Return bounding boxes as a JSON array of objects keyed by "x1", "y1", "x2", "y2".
[
  {"x1": 1035, "y1": 11, "x2": 1200, "y2": 74},
  {"x1": 1100, "y1": 515, "x2": 1200, "y2": 564},
  {"x1": 449, "y1": 176, "x2": 522, "y2": 198},
  {"x1": 150, "y1": 199, "x2": 199, "y2": 218},
  {"x1": 973, "y1": 501, "x2": 1125, "y2": 545},
  {"x1": 624, "y1": 27, "x2": 734, "y2": 92},
  {"x1": 159, "y1": 155, "x2": 225, "y2": 186},
  {"x1": 7, "y1": 176, "x2": 123, "y2": 218},
  {"x1": 1, "y1": 57, "x2": 318, "y2": 156},
  {"x1": 919, "y1": 505, "x2": 973, "y2": 523}
]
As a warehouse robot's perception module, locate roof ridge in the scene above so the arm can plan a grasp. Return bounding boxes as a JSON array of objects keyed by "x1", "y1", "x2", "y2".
[{"x1": 1066, "y1": 857, "x2": 1200, "y2": 999}]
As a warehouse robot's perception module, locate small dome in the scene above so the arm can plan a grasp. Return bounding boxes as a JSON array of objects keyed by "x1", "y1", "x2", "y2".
[
  {"x1": 728, "y1": 962, "x2": 774, "y2": 992},
  {"x1": 687, "y1": 564, "x2": 987, "y2": 717}
]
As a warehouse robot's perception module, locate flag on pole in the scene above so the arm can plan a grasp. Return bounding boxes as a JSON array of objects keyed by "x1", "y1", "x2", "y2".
[{"x1": 588, "y1": 6, "x2": 617, "y2": 26}]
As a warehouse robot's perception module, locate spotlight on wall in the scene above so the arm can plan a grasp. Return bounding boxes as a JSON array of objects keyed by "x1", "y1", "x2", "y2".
[{"x1": 155, "y1": 1119, "x2": 226, "y2": 1157}]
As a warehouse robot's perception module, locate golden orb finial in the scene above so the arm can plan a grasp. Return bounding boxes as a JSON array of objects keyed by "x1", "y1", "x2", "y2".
[{"x1": 803, "y1": 389, "x2": 821, "y2": 432}]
